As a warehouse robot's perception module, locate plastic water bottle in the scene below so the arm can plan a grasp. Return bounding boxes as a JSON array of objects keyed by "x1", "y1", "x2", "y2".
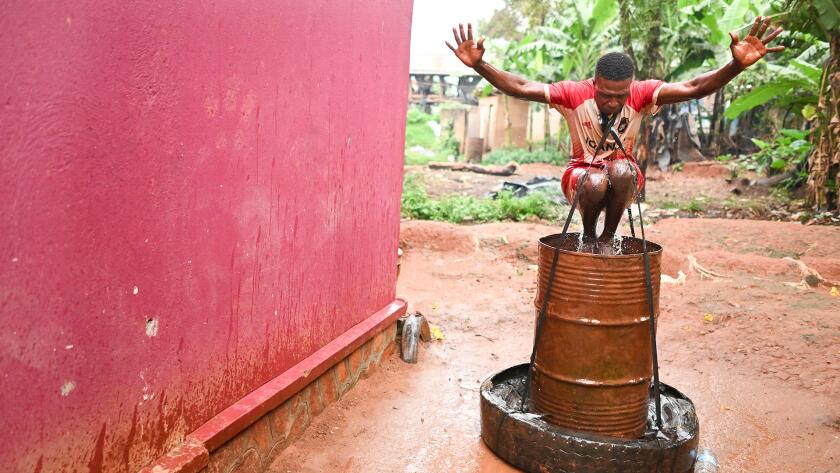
[
  {"x1": 694, "y1": 447, "x2": 718, "y2": 472},
  {"x1": 400, "y1": 314, "x2": 420, "y2": 364}
]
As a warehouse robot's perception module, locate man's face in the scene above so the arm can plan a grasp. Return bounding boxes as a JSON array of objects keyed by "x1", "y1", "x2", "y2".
[{"x1": 593, "y1": 75, "x2": 632, "y2": 116}]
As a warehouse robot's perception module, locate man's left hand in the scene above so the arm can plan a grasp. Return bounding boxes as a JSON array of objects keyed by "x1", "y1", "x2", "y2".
[{"x1": 730, "y1": 16, "x2": 785, "y2": 70}]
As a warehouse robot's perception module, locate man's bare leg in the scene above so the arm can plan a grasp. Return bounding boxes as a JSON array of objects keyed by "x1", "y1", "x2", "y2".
[
  {"x1": 597, "y1": 160, "x2": 637, "y2": 254},
  {"x1": 575, "y1": 169, "x2": 608, "y2": 253}
]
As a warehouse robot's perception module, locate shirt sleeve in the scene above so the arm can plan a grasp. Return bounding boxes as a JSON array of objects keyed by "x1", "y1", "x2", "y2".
[
  {"x1": 631, "y1": 79, "x2": 666, "y2": 116},
  {"x1": 544, "y1": 81, "x2": 578, "y2": 109},
  {"x1": 544, "y1": 80, "x2": 587, "y2": 109}
]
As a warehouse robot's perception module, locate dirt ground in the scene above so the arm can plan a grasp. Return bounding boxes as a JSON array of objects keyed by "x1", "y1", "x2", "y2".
[
  {"x1": 270, "y1": 164, "x2": 839, "y2": 472},
  {"x1": 271, "y1": 214, "x2": 840, "y2": 472}
]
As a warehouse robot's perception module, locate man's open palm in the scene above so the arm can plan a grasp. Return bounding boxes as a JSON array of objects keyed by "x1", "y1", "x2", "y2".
[
  {"x1": 730, "y1": 16, "x2": 785, "y2": 69},
  {"x1": 446, "y1": 23, "x2": 484, "y2": 68}
]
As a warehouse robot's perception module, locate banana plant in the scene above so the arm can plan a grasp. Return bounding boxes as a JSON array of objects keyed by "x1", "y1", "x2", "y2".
[
  {"x1": 721, "y1": 0, "x2": 836, "y2": 120},
  {"x1": 503, "y1": 0, "x2": 619, "y2": 81},
  {"x1": 724, "y1": 53, "x2": 823, "y2": 119}
]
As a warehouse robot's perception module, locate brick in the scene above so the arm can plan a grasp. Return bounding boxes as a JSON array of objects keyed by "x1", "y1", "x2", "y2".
[
  {"x1": 285, "y1": 392, "x2": 311, "y2": 444},
  {"x1": 369, "y1": 326, "x2": 396, "y2": 363},
  {"x1": 359, "y1": 338, "x2": 373, "y2": 366},
  {"x1": 288, "y1": 392, "x2": 307, "y2": 419},
  {"x1": 265, "y1": 400, "x2": 292, "y2": 444},
  {"x1": 227, "y1": 448, "x2": 261, "y2": 473},
  {"x1": 379, "y1": 326, "x2": 395, "y2": 352},
  {"x1": 382, "y1": 339, "x2": 396, "y2": 359},
  {"x1": 335, "y1": 359, "x2": 352, "y2": 393},
  {"x1": 359, "y1": 358, "x2": 378, "y2": 380},
  {"x1": 348, "y1": 348, "x2": 363, "y2": 376},
  {"x1": 250, "y1": 417, "x2": 274, "y2": 459},
  {"x1": 204, "y1": 321, "x2": 405, "y2": 473},
  {"x1": 266, "y1": 394, "x2": 312, "y2": 451},
  {"x1": 205, "y1": 431, "x2": 253, "y2": 473},
  {"x1": 286, "y1": 417, "x2": 311, "y2": 445},
  {"x1": 369, "y1": 350, "x2": 381, "y2": 368},
  {"x1": 371, "y1": 331, "x2": 384, "y2": 354},
  {"x1": 306, "y1": 383, "x2": 324, "y2": 417},
  {"x1": 319, "y1": 368, "x2": 338, "y2": 406}
]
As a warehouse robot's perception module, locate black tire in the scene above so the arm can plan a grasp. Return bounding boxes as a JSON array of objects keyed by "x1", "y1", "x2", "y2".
[{"x1": 480, "y1": 364, "x2": 699, "y2": 473}]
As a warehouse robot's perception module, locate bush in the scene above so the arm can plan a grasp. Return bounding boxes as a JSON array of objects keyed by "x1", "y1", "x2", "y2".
[
  {"x1": 494, "y1": 189, "x2": 561, "y2": 221},
  {"x1": 680, "y1": 197, "x2": 707, "y2": 213},
  {"x1": 748, "y1": 129, "x2": 811, "y2": 189},
  {"x1": 436, "y1": 120, "x2": 460, "y2": 158},
  {"x1": 482, "y1": 147, "x2": 569, "y2": 166},
  {"x1": 405, "y1": 108, "x2": 437, "y2": 149},
  {"x1": 404, "y1": 107, "x2": 461, "y2": 165},
  {"x1": 401, "y1": 174, "x2": 560, "y2": 223}
]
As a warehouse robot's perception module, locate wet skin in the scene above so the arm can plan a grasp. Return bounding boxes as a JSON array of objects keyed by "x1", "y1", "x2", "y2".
[
  {"x1": 580, "y1": 77, "x2": 636, "y2": 253},
  {"x1": 577, "y1": 159, "x2": 637, "y2": 254}
]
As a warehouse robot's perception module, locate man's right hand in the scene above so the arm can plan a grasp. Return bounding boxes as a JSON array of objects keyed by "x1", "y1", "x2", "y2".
[
  {"x1": 444, "y1": 23, "x2": 547, "y2": 103},
  {"x1": 445, "y1": 23, "x2": 485, "y2": 68}
]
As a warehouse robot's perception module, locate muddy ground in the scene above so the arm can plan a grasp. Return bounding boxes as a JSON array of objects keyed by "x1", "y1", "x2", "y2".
[{"x1": 270, "y1": 167, "x2": 840, "y2": 473}]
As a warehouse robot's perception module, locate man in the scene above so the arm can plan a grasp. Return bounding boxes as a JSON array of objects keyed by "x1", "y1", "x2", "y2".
[{"x1": 446, "y1": 18, "x2": 784, "y2": 253}]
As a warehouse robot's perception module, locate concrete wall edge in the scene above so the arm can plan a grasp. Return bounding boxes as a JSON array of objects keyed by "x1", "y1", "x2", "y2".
[{"x1": 138, "y1": 298, "x2": 408, "y2": 473}]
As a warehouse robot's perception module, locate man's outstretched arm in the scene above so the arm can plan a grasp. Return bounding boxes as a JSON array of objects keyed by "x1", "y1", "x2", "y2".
[
  {"x1": 657, "y1": 16, "x2": 784, "y2": 105},
  {"x1": 446, "y1": 23, "x2": 548, "y2": 103}
]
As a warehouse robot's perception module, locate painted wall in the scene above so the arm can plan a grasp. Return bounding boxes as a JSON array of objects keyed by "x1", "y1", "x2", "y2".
[{"x1": 0, "y1": 1, "x2": 413, "y2": 471}]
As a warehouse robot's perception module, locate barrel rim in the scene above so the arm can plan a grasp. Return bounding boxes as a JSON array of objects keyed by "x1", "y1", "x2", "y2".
[{"x1": 538, "y1": 232, "x2": 663, "y2": 259}]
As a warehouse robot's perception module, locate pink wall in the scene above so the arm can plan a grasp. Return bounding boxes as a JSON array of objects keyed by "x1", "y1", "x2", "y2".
[{"x1": 0, "y1": 1, "x2": 413, "y2": 471}]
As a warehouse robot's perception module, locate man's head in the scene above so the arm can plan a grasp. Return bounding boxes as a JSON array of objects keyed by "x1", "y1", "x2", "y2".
[{"x1": 593, "y1": 52, "x2": 635, "y2": 116}]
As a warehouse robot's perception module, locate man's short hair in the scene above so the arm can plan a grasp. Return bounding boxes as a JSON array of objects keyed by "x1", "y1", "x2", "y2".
[{"x1": 595, "y1": 52, "x2": 635, "y2": 81}]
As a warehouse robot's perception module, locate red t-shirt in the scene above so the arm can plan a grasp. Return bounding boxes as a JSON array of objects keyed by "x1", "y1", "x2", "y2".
[{"x1": 543, "y1": 79, "x2": 665, "y2": 164}]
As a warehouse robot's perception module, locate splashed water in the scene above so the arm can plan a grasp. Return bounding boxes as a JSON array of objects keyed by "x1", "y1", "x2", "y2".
[
  {"x1": 549, "y1": 233, "x2": 661, "y2": 257},
  {"x1": 611, "y1": 232, "x2": 623, "y2": 255},
  {"x1": 572, "y1": 232, "x2": 627, "y2": 255}
]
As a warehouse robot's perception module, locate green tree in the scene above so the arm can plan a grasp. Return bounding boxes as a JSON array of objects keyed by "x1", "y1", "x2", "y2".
[
  {"x1": 478, "y1": 6, "x2": 524, "y2": 42},
  {"x1": 478, "y1": 0, "x2": 562, "y2": 41},
  {"x1": 779, "y1": 0, "x2": 840, "y2": 209},
  {"x1": 500, "y1": 0, "x2": 619, "y2": 152},
  {"x1": 508, "y1": 0, "x2": 560, "y2": 29},
  {"x1": 726, "y1": 0, "x2": 840, "y2": 206}
]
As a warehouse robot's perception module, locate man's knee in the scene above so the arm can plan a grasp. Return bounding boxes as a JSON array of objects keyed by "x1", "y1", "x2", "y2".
[
  {"x1": 566, "y1": 169, "x2": 607, "y2": 205},
  {"x1": 607, "y1": 161, "x2": 637, "y2": 191},
  {"x1": 582, "y1": 171, "x2": 609, "y2": 195}
]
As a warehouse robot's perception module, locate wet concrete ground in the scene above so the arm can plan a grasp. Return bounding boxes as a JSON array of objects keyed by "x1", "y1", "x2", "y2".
[{"x1": 271, "y1": 218, "x2": 840, "y2": 472}]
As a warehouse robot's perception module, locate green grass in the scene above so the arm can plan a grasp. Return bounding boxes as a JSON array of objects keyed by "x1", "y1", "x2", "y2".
[
  {"x1": 481, "y1": 146, "x2": 569, "y2": 166},
  {"x1": 404, "y1": 149, "x2": 448, "y2": 166},
  {"x1": 680, "y1": 198, "x2": 706, "y2": 212},
  {"x1": 722, "y1": 196, "x2": 769, "y2": 214},
  {"x1": 404, "y1": 108, "x2": 460, "y2": 165},
  {"x1": 405, "y1": 108, "x2": 437, "y2": 149},
  {"x1": 655, "y1": 196, "x2": 708, "y2": 212},
  {"x1": 401, "y1": 174, "x2": 561, "y2": 223}
]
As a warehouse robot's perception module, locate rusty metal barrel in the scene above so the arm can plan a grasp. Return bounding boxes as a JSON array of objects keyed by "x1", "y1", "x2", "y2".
[{"x1": 530, "y1": 233, "x2": 662, "y2": 439}]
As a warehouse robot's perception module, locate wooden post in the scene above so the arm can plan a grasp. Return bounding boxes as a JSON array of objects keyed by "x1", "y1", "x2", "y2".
[
  {"x1": 504, "y1": 95, "x2": 512, "y2": 147},
  {"x1": 544, "y1": 103, "x2": 550, "y2": 151},
  {"x1": 461, "y1": 109, "x2": 468, "y2": 156},
  {"x1": 528, "y1": 105, "x2": 534, "y2": 152},
  {"x1": 485, "y1": 104, "x2": 494, "y2": 152}
]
